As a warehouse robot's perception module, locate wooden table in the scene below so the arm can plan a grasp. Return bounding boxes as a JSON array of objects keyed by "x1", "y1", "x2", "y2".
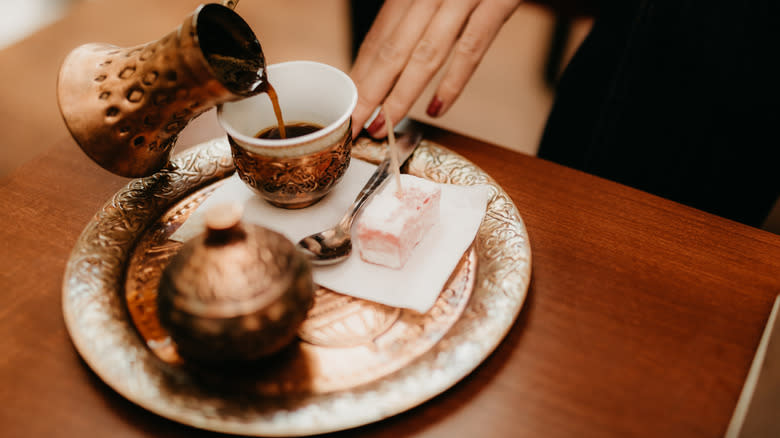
[{"x1": 2, "y1": 1, "x2": 780, "y2": 437}]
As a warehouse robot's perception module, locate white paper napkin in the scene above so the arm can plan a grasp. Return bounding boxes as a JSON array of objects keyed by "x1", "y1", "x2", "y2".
[{"x1": 171, "y1": 159, "x2": 490, "y2": 313}]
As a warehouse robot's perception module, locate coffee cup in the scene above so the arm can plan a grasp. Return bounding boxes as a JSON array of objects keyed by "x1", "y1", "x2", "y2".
[{"x1": 218, "y1": 60, "x2": 357, "y2": 209}]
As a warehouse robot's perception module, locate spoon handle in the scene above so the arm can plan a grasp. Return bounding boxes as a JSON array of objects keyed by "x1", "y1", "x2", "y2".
[{"x1": 338, "y1": 160, "x2": 392, "y2": 229}]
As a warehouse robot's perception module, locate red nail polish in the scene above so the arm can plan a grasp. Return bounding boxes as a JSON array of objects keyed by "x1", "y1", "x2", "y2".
[
  {"x1": 366, "y1": 112, "x2": 386, "y2": 136},
  {"x1": 426, "y1": 96, "x2": 443, "y2": 117}
]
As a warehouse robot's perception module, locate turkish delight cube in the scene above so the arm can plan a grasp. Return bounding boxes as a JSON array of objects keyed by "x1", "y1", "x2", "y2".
[{"x1": 356, "y1": 174, "x2": 441, "y2": 269}]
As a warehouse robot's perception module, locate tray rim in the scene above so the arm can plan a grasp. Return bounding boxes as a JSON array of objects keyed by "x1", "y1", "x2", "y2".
[{"x1": 61, "y1": 136, "x2": 532, "y2": 436}]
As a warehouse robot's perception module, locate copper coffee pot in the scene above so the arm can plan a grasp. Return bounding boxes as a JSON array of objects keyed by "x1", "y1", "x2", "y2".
[{"x1": 57, "y1": 2, "x2": 265, "y2": 177}]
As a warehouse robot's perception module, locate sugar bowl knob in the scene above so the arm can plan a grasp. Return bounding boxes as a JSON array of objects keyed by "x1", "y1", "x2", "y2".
[{"x1": 157, "y1": 203, "x2": 314, "y2": 365}]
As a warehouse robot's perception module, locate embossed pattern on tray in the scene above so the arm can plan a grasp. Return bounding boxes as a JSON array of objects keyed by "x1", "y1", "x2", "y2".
[{"x1": 62, "y1": 136, "x2": 532, "y2": 436}]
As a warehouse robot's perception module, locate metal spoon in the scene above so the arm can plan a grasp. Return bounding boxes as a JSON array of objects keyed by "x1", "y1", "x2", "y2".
[{"x1": 297, "y1": 128, "x2": 423, "y2": 265}]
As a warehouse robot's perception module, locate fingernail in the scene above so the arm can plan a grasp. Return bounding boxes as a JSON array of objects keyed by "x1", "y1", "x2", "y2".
[
  {"x1": 426, "y1": 96, "x2": 443, "y2": 117},
  {"x1": 366, "y1": 112, "x2": 386, "y2": 136}
]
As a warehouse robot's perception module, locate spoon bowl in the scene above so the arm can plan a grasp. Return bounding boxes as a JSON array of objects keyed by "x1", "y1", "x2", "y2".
[{"x1": 297, "y1": 218, "x2": 354, "y2": 265}]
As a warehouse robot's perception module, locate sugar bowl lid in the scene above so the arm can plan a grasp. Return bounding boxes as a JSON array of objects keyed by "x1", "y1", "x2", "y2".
[{"x1": 162, "y1": 203, "x2": 299, "y2": 318}]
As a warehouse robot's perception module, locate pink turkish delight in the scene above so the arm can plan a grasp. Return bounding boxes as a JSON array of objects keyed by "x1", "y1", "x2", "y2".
[{"x1": 357, "y1": 174, "x2": 441, "y2": 269}]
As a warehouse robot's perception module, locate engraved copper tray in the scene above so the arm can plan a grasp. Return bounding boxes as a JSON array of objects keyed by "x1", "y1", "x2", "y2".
[{"x1": 62, "y1": 136, "x2": 532, "y2": 436}]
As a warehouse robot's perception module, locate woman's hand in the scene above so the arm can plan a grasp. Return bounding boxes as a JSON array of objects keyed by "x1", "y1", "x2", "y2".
[{"x1": 350, "y1": 0, "x2": 524, "y2": 138}]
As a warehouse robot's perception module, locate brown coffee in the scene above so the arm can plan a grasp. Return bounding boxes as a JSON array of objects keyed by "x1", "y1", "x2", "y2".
[
  {"x1": 264, "y1": 83, "x2": 287, "y2": 139},
  {"x1": 255, "y1": 122, "x2": 323, "y2": 140}
]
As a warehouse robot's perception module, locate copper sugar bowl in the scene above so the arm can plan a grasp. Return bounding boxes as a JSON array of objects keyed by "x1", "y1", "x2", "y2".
[
  {"x1": 57, "y1": 3, "x2": 266, "y2": 177},
  {"x1": 157, "y1": 204, "x2": 314, "y2": 365}
]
